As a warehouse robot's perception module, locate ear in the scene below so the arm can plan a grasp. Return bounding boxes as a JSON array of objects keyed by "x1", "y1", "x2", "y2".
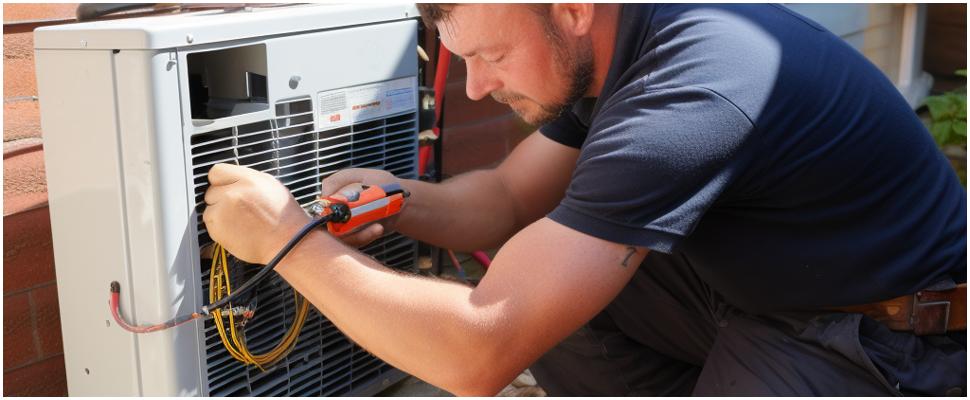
[{"x1": 549, "y1": 3, "x2": 595, "y2": 37}]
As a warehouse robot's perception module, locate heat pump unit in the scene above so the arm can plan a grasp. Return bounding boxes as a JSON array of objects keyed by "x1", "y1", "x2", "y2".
[{"x1": 36, "y1": 4, "x2": 422, "y2": 396}]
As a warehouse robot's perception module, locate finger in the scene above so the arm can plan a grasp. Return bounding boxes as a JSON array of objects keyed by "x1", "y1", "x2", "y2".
[
  {"x1": 320, "y1": 169, "x2": 367, "y2": 196},
  {"x1": 201, "y1": 203, "x2": 218, "y2": 230},
  {"x1": 203, "y1": 183, "x2": 233, "y2": 206},
  {"x1": 341, "y1": 223, "x2": 384, "y2": 248},
  {"x1": 207, "y1": 163, "x2": 245, "y2": 186}
]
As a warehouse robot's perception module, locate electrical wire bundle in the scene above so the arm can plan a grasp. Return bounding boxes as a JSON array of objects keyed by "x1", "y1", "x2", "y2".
[{"x1": 208, "y1": 243, "x2": 308, "y2": 370}]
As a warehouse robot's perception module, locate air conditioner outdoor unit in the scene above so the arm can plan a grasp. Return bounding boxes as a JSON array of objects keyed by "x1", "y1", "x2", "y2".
[{"x1": 35, "y1": 4, "x2": 422, "y2": 396}]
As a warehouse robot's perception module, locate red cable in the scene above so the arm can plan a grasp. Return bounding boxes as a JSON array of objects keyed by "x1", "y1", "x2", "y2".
[
  {"x1": 446, "y1": 249, "x2": 468, "y2": 281},
  {"x1": 432, "y1": 41, "x2": 451, "y2": 138},
  {"x1": 418, "y1": 145, "x2": 432, "y2": 176},
  {"x1": 109, "y1": 282, "x2": 202, "y2": 334},
  {"x1": 470, "y1": 251, "x2": 491, "y2": 270}
]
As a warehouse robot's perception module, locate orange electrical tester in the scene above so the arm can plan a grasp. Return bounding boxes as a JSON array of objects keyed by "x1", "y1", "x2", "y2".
[{"x1": 316, "y1": 183, "x2": 409, "y2": 236}]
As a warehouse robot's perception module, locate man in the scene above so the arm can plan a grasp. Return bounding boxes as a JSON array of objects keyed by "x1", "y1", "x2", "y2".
[{"x1": 202, "y1": 4, "x2": 966, "y2": 395}]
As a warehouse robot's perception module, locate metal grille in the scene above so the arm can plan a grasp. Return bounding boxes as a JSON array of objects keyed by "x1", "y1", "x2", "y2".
[{"x1": 188, "y1": 96, "x2": 418, "y2": 396}]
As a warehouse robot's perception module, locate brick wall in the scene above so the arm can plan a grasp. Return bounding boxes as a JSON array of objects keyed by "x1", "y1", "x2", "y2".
[
  {"x1": 437, "y1": 46, "x2": 535, "y2": 176},
  {"x1": 924, "y1": 4, "x2": 967, "y2": 92},
  {"x1": 3, "y1": 4, "x2": 76, "y2": 396}
]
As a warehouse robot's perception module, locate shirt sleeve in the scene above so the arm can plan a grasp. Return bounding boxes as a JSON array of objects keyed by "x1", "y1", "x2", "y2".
[
  {"x1": 539, "y1": 109, "x2": 588, "y2": 149},
  {"x1": 547, "y1": 84, "x2": 755, "y2": 253}
]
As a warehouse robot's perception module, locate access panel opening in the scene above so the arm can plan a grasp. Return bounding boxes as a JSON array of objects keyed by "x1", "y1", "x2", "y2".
[{"x1": 187, "y1": 44, "x2": 269, "y2": 121}]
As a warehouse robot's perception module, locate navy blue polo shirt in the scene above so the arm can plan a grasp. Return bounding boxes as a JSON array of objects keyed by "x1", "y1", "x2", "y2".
[{"x1": 542, "y1": 4, "x2": 966, "y2": 312}]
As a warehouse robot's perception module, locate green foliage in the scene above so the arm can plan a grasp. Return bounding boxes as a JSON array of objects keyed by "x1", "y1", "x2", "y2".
[{"x1": 923, "y1": 69, "x2": 967, "y2": 147}]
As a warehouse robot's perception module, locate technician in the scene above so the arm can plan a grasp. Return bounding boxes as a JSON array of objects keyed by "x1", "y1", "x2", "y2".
[{"x1": 203, "y1": 4, "x2": 966, "y2": 395}]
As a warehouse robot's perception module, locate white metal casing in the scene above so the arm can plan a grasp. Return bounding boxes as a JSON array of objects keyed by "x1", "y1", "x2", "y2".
[{"x1": 36, "y1": 4, "x2": 420, "y2": 396}]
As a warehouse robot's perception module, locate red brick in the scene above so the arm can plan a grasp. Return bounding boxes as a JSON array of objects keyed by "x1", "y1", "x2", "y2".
[
  {"x1": 442, "y1": 115, "x2": 532, "y2": 175},
  {"x1": 442, "y1": 80, "x2": 514, "y2": 127},
  {"x1": 31, "y1": 284, "x2": 63, "y2": 358},
  {"x1": 3, "y1": 207, "x2": 56, "y2": 293},
  {"x1": 3, "y1": 101, "x2": 42, "y2": 142},
  {"x1": 924, "y1": 4, "x2": 967, "y2": 76},
  {"x1": 3, "y1": 354, "x2": 68, "y2": 397},
  {"x1": 3, "y1": 292, "x2": 37, "y2": 369},
  {"x1": 2, "y1": 148, "x2": 49, "y2": 215},
  {"x1": 3, "y1": 32, "x2": 38, "y2": 99},
  {"x1": 2, "y1": 4, "x2": 78, "y2": 21}
]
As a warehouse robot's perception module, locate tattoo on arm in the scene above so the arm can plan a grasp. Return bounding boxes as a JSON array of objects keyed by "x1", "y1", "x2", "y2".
[{"x1": 621, "y1": 246, "x2": 638, "y2": 268}]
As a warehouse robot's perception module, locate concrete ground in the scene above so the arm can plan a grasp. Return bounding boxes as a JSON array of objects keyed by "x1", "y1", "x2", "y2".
[
  {"x1": 379, "y1": 371, "x2": 547, "y2": 397},
  {"x1": 379, "y1": 376, "x2": 453, "y2": 396}
]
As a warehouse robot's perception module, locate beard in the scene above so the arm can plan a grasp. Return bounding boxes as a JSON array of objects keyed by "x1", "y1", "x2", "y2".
[{"x1": 491, "y1": 32, "x2": 594, "y2": 126}]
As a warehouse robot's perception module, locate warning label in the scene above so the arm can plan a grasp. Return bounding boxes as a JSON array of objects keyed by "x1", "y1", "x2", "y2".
[{"x1": 317, "y1": 77, "x2": 417, "y2": 130}]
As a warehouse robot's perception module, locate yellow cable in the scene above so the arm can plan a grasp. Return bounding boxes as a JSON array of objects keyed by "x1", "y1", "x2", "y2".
[
  {"x1": 208, "y1": 243, "x2": 308, "y2": 369},
  {"x1": 212, "y1": 244, "x2": 258, "y2": 367},
  {"x1": 221, "y1": 246, "x2": 263, "y2": 369},
  {"x1": 210, "y1": 244, "x2": 258, "y2": 366},
  {"x1": 220, "y1": 246, "x2": 260, "y2": 367}
]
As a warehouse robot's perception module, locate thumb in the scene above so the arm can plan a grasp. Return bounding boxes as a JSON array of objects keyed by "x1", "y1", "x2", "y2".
[
  {"x1": 335, "y1": 183, "x2": 365, "y2": 198},
  {"x1": 321, "y1": 169, "x2": 367, "y2": 196},
  {"x1": 208, "y1": 163, "x2": 246, "y2": 186}
]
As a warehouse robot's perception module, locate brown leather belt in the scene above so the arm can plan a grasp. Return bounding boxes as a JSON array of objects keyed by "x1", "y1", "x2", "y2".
[{"x1": 832, "y1": 283, "x2": 966, "y2": 336}]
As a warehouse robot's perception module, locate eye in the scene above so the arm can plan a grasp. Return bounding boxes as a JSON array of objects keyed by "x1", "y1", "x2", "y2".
[{"x1": 484, "y1": 53, "x2": 506, "y2": 64}]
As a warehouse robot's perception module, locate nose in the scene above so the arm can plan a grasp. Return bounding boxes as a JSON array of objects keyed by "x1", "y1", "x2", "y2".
[{"x1": 464, "y1": 59, "x2": 501, "y2": 101}]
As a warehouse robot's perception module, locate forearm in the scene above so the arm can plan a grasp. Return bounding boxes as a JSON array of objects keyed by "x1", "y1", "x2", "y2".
[
  {"x1": 276, "y1": 230, "x2": 515, "y2": 395},
  {"x1": 395, "y1": 169, "x2": 522, "y2": 251}
]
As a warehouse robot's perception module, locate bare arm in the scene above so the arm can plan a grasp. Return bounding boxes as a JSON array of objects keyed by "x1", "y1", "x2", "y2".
[
  {"x1": 274, "y1": 217, "x2": 648, "y2": 395},
  {"x1": 321, "y1": 131, "x2": 578, "y2": 251}
]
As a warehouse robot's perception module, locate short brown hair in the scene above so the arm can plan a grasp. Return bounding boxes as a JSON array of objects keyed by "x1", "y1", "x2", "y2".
[
  {"x1": 415, "y1": 4, "x2": 456, "y2": 29},
  {"x1": 416, "y1": 4, "x2": 551, "y2": 30}
]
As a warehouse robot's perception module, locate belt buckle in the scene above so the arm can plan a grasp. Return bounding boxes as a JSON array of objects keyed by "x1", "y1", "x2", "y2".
[{"x1": 911, "y1": 290, "x2": 951, "y2": 336}]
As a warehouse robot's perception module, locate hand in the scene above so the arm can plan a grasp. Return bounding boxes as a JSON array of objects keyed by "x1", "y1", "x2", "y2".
[
  {"x1": 203, "y1": 163, "x2": 311, "y2": 264},
  {"x1": 320, "y1": 168, "x2": 404, "y2": 247}
]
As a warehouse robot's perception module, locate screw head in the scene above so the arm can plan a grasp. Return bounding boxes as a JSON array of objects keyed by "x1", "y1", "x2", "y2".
[{"x1": 308, "y1": 203, "x2": 324, "y2": 216}]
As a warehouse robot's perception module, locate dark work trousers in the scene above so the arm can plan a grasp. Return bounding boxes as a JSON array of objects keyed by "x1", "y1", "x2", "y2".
[{"x1": 529, "y1": 251, "x2": 967, "y2": 396}]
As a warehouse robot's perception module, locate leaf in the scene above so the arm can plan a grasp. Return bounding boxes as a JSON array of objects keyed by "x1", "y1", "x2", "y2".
[
  {"x1": 956, "y1": 69, "x2": 967, "y2": 77},
  {"x1": 932, "y1": 120, "x2": 953, "y2": 145},
  {"x1": 925, "y1": 96, "x2": 950, "y2": 120},
  {"x1": 957, "y1": 95, "x2": 967, "y2": 119},
  {"x1": 953, "y1": 120, "x2": 967, "y2": 140}
]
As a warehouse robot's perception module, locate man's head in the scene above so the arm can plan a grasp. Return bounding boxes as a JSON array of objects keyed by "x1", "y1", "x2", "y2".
[{"x1": 417, "y1": 4, "x2": 597, "y2": 126}]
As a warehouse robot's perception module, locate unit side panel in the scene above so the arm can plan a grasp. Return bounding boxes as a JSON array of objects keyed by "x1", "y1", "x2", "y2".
[
  {"x1": 35, "y1": 49, "x2": 141, "y2": 396},
  {"x1": 113, "y1": 50, "x2": 204, "y2": 396}
]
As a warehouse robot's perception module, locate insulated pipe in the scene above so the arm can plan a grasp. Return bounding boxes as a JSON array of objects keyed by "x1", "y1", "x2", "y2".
[
  {"x1": 432, "y1": 41, "x2": 452, "y2": 138},
  {"x1": 418, "y1": 143, "x2": 432, "y2": 175},
  {"x1": 419, "y1": 41, "x2": 452, "y2": 176}
]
